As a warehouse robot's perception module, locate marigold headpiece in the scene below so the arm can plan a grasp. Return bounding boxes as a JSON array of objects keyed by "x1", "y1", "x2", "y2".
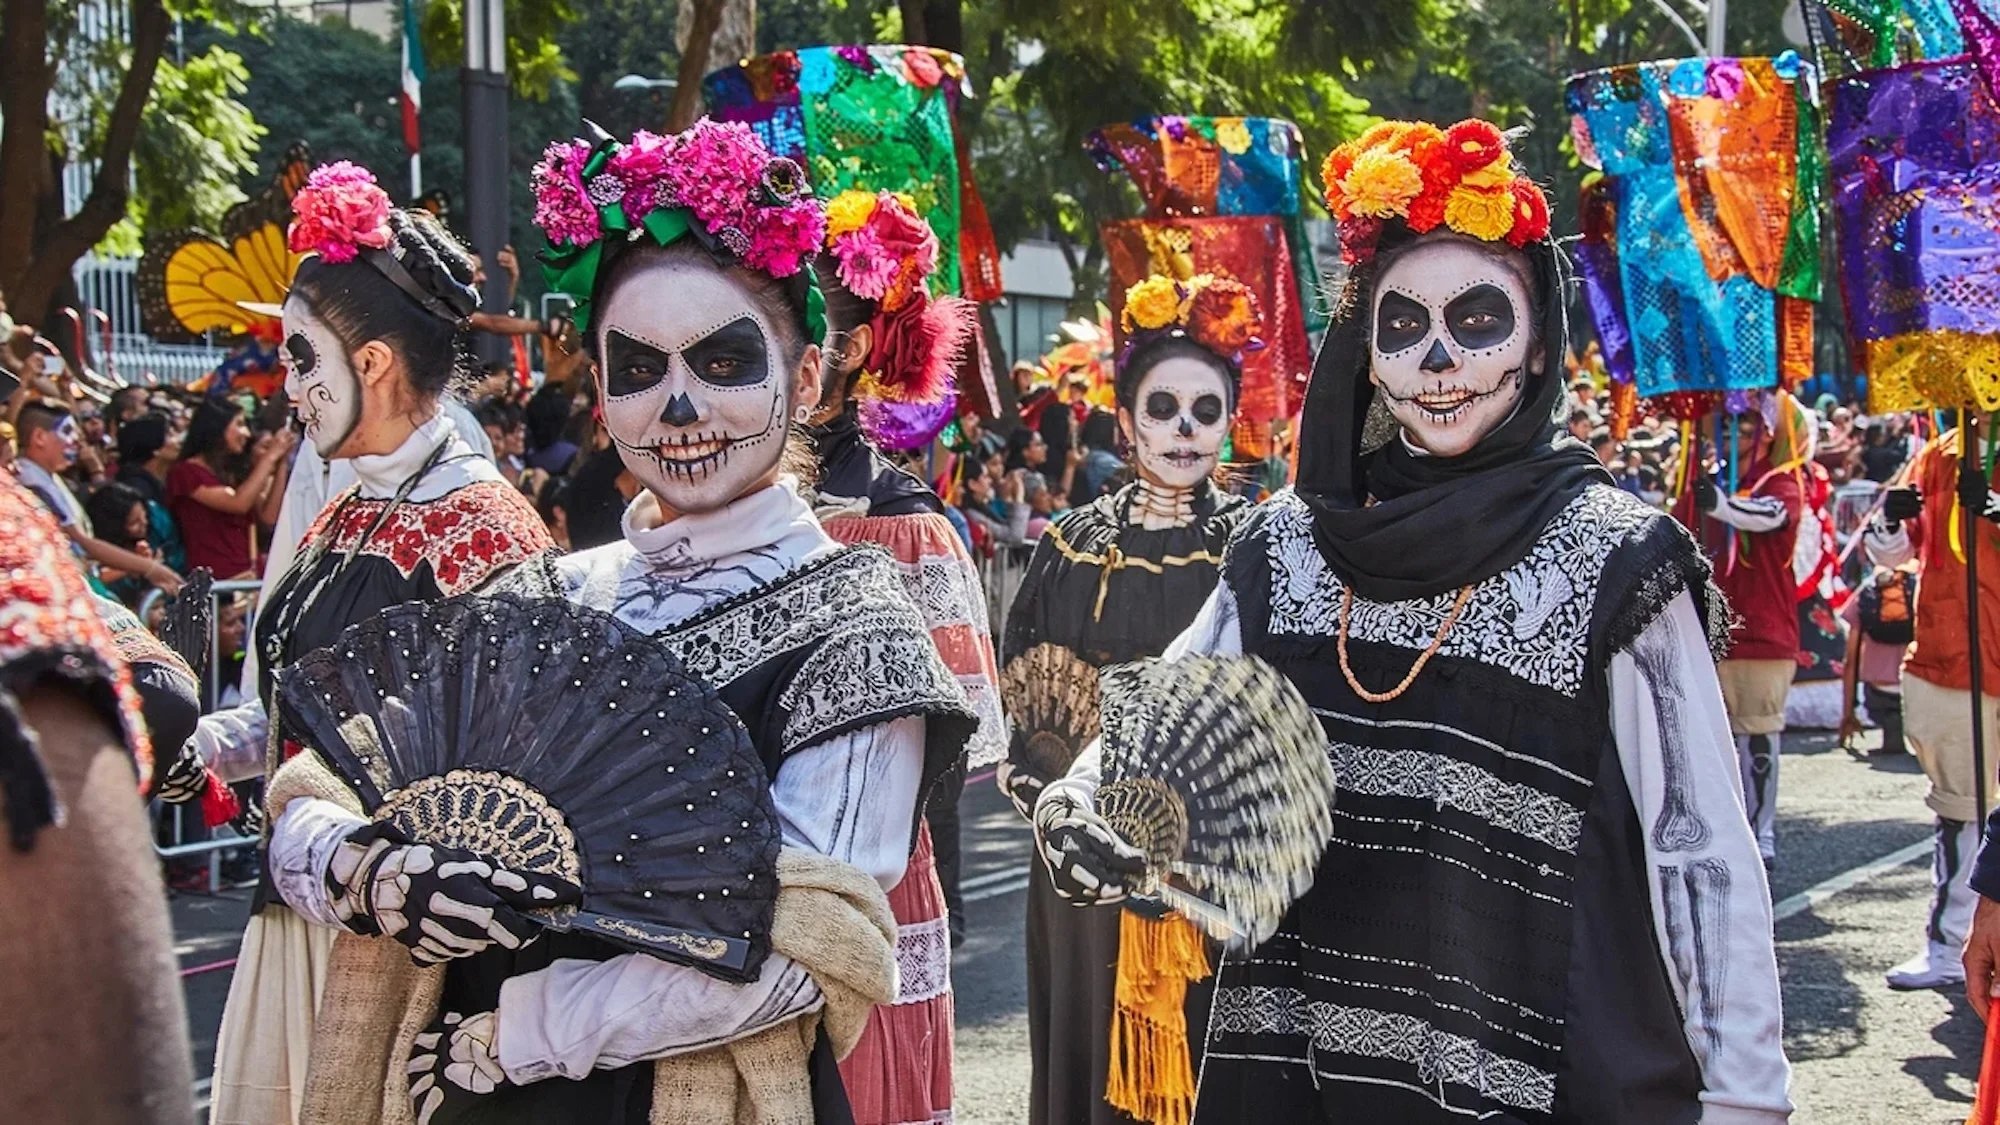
[
  {"x1": 822, "y1": 190, "x2": 973, "y2": 408},
  {"x1": 1321, "y1": 119, "x2": 1552, "y2": 265},
  {"x1": 286, "y1": 161, "x2": 478, "y2": 325},
  {"x1": 533, "y1": 119, "x2": 828, "y2": 335},
  {"x1": 1120, "y1": 272, "x2": 1264, "y2": 370}
]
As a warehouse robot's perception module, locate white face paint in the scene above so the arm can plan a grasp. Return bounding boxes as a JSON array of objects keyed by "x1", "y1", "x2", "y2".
[
  {"x1": 595, "y1": 258, "x2": 791, "y2": 514},
  {"x1": 1370, "y1": 239, "x2": 1535, "y2": 459},
  {"x1": 1126, "y1": 355, "x2": 1231, "y2": 490},
  {"x1": 282, "y1": 295, "x2": 361, "y2": 457}
]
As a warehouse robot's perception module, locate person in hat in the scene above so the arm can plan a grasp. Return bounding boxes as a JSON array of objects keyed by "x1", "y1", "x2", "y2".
[{"x1": 1035, "y1": 120, "x2": 1792, "y2": 1123}]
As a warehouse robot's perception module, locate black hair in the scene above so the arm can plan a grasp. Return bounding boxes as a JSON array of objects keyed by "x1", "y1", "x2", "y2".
[
  {"x1": 589, "y1": 240, "x2": 810, "y2": 367},
  {"x1": 524, "y1": 383, "x2": 572, "y2": 453},
  {"x1": 108, "y1": 385, "x2": 148, "y2": 423},
  {"x1": 534, "y1": 473, "x2": 571, "y2": 526},
  {"x1": 15, "y1": 401, "x2": 72, "y2": 440},
  {"x1": 811, "y1": 254, "x2": 875, "y2": 398},
  {"x1": 84, "y1": 482, "x2": 147, "y2": 551},
  {"x1": 1569, "y1": 407, "x2": 1593, "y2": 426},
  {"x1": 476, "y1": 398, "x2": 524, "y2": 433},
  {"x1": 288, "y1": 208, "x2": 479, "y2": 402},
  {"x1": 182, "y1": 398, "x2": 243, "y2": 468},
  {"x1": 1114, "y1": 335, "x2": 1240, "y2": 414},
  {"x1": 1080, "y1": 409, "x2": 1118, "y2": 452},
  {"x1": 1004, "y1": 425, "x2": 1044, "y2": 473}
]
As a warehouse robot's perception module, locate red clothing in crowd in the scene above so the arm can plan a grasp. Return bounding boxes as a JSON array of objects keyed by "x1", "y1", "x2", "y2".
[
  {"x1": 167, "y1": 459, "x2": 260, "y2": 579},
  {"x1": 1900, "y1": 430, "x2": 2000, "y2": 694},
  {"x1": 1711, "y1": 461, "x2": 1804, "y2": 662}
]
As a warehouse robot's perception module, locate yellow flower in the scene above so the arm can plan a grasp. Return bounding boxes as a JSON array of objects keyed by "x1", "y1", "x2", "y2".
[
  {"x1": 1460, "y1": 156, "x2": 1514, "y2": 190},
  {"x1": 1444, "y1": 184, "x2": 1517, "y2": 242},
  {"x1": 1340, "y1": 149, "x2": 1425, "y2": 218},
  {"x1": 1123, "y1": 276, "x2": 1187, "y2": 332},
  {"x1": 892, "y1": 191, "x2": 918, "y2": 215},
  {"x1": 825, "y1": 191, "x2": 877, "y2": 239},
  {"x1": 1215, "y1": 118, "x2": 1252, "y2": 155}
]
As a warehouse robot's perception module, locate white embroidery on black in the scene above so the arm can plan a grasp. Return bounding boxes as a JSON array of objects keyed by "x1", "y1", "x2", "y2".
[{"x1": 1327, "y1": 742, "x2": 1584, "y2": 854}]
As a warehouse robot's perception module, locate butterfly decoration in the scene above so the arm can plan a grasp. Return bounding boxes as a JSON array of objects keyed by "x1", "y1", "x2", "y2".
[{"x1": 136, "y1": 141, "x2": 314, "y2": 345}]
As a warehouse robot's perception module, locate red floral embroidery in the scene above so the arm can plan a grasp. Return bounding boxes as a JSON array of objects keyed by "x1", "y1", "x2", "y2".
[
  {"x1": 303, "y1": 480, "x2": 553, "y2": 596},
  {"x1": 0, "y1": 476, "x2": 152, "y2": 787}
]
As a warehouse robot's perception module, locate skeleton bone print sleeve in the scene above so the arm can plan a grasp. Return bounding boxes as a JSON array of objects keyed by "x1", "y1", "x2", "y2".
[{"x1": 1609, "y1": 592, "x2": 1793, "y2": 1122}]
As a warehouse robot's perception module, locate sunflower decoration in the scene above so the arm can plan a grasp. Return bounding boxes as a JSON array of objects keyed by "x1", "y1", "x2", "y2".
[{"x1": 1320, "y1": 119, "x2": 1552, "y2": 265}]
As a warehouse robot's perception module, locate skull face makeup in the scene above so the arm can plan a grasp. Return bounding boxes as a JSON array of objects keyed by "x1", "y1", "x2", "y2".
[
  {"x1": 595, "y1": 257, "x2": 794, "y2": 513},
  {"x1": 282, "y1": 294, "x2": 362, "y2": 457},
  {"x1": 1370, "y1": 239, "x2": 1536, "y2": 459},
  {"x1": 1125, "y1": 355, "x2": 1232, "y2": 490}
]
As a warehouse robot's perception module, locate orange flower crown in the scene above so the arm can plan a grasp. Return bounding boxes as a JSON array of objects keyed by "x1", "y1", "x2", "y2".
[
  {"x1": 1119, "y1": 272, "x2": 1265, "y2": 368},
  {"x1": 1321, "y1": 119, "x2": 1552, "y2": 265}
]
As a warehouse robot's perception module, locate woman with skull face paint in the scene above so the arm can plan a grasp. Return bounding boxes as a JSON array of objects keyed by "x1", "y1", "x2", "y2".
[
  {"x1": 253, "y1": 123, "x2": 974, "y2": 1125},
  {"x1": 1001, "y1": 272, "x2": 1256, "y2": 1125},
  {"x1": 1037, "y1": 121, "x2": 1794, "y2": 1123},
  {"x1": 199, "y1": 164, "x2": 557, "y2": 1125},
  {"x1": 808, "y1": 190, "x2": 1004, "y2": 1125}
]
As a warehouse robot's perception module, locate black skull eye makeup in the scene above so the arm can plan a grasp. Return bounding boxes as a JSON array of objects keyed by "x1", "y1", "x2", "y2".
[
  {"x1": 1375, "y1": 292, "x2": 1430, "y2": 354},
  {"x1": 605, "y1": 330, "x2": 670, "y2": 397},
  {"x1": 1191, "y1": 393, "x2": 1225, "y2": 426},
  {"x1": 1443, "y1": 284, "x2": 1518, "y2": 350},
  {"x1": 1144, "y1": 390, "x2": 1179, "y2": 421},
  {"x1": 682, "y1": 317, "x2": 770, "y2": 389},
  {"x1": 285, "y1": 332, "x2": 318, "y2": 376}
]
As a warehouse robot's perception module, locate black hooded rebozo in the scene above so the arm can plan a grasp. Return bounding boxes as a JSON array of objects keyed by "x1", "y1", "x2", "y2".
[
  {"x1": 1294, "y1": 226, "x2": 1607, "y2": 603},
  {"x1": 1195, "y1": 220, "x2": 1736, "y2": 1124}
]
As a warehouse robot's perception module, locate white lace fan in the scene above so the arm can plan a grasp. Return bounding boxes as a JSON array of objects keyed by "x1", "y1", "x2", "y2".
[{"x1": 1095, "y1": 654, "x2": 1335, "y2": 947}]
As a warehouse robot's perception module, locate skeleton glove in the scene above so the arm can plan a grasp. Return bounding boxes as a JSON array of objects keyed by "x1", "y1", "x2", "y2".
[
  {"x1": 325, "y1": 821, "x2": 580, "y2": 964},
  {"x1": 996, "y1": 760, "x2": 1045, "y2": 822},
  {"x1": 153, "y1": 738, "x2": 210, "y2": 804},
  {"x1": 1033, "y1": 784, "x2": 1148, "y2": 906},
  {"x1": 408, "y1": 1010, "x2": 505, "y2": 1125}
]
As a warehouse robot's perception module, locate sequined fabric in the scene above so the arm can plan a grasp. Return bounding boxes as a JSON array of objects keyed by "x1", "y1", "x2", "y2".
[
  {"x1": 1568, "y1": 55, "x2": 1822, "y2": 407},
  {"x1": 1826, "y1": 0, "x2": 2000, "y2": 410},
  {"x1": 705, "y1": 45, "x2": 997, "y2": 299}
]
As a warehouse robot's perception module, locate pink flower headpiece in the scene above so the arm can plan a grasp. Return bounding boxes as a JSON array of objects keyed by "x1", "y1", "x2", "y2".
[
  {"x1": 287, "y1": 162, "x2": 394, "y2": 264},
  {"x1": 822, "y1": 191, "x2": 968, "y2": 408},
  {"x1": 533, "y1": 119, "x2": 829, "y2": 332}
]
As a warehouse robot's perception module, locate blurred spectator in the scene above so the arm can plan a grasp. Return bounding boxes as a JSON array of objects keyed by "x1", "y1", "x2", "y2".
[
  {"x1": 167, "y1": 398, "x2": 294, "y2": 580},
  {"x1": 524, "y1": 381, "x2": 579, "y2": 474},
  {"x1": 1073, "y1": 409, "x2": 1123, "y2": 504},
  {"x1": 82, "y1": 481, "x2": 155, "y2": 606},
  {"x1": 475, "y1": 398, "x2": 528, "y2": 486},
  {"x1": 14, "y1": 401, "x2": 180, "y2": 593},
  {"x1": 1860, "y1": 423, "x2": 1906, "y2": 483},
  {"x1": 106, "y1": 385, "x2": 148, "y2": 436},
  {"x1": 0, "y1": 420, "x2": 14, "y2": 471},
  {"x1": 534, "y1": 474, "x2": 574, "y2": 552},
  {"x1": 1588, "y1": 429, "x2": 1617, "y2": 468},
  {"x1": 113, "y1": 411, "x2": 186, "y2": 573},
  {"x1": 1005, "y1": 426, "x2": 1048, "y2": 475},
  {"x1": 1570, "y1": 376, "x2": 1598, "y2": 415},
  {"x1": 1566, "y1": 407, "x2": 1594, "y2": 443},
  {"x1": 564, "y1": 445, "x2": 638, "y2": 551},
  {"x1": 1840, "y1": 564, "x2": 1914, "y2": 757}
]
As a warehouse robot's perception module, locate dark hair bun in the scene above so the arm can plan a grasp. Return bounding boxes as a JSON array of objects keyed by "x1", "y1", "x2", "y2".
[{"x1": 390, "y1": 209, "x2": 481, "y2": 320}]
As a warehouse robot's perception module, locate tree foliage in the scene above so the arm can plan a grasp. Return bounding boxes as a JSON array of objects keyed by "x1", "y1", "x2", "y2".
[
  {"x1": 101, "y1": 44, "x2": 264, "y2": 257},
  {"x1": 418, "y1": 0, "x2": 581, "y2": 100}
]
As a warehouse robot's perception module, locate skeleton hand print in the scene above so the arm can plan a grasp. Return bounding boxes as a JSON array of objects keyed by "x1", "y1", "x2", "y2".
[
  {"x1": 1370, "y1": 239, "x2": 1536, "y2": 458},
  {"x1": 1034, "y1": 786, "x2": 1149, "y2": 905},
  {"x1": 408, "y1": 1010, "x2": 505, "y2": 1124},
  {"x1": 595, "y1": 257, "x2": 798, "y2": 515},
  {"x1": 1125, "y1": 356, "x2": 1233, "y2": 491},
  {"x1": 324, "y1": 821, "x2": 580, "y2": 964}
]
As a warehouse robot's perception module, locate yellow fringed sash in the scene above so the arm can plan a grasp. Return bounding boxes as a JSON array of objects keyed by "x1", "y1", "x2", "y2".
[{"x1": 1107, "y1": 910, "x2": 1212, "y2": 1125}]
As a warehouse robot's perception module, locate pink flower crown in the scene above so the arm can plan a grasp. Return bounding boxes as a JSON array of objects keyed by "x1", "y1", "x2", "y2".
[
  {"x1": 533, "y1": 120, "x2": 828, "y2": 332},
  {"x1": 823, "y1": 191, "x2": 969, "y2": 407},
  {"x1": 287, "y1": 161, "x2": 394, "y2": 263}
]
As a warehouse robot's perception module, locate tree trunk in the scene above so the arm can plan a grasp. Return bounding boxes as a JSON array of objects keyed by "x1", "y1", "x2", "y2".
[
  {"x1": 0, "y1": 0, "x2": 55, "y2": 306},
  {"x1": 669, "y1": 0, "x2": 752, "y2": 132},
  {"x1": 4, "y1": 0, "x2": 172, "y2": 326},
  {"x1": 899, "y1": 0, "x2": 929, "y2": 44}
]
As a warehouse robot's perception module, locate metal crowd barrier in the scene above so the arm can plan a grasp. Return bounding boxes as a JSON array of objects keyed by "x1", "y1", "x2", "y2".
[
  {"x1": 979, "y1": 544, "x2": 1033, "y2": 643},
  {"x1": 138, "y1": 579, "x2": 266, "y2": 893}
]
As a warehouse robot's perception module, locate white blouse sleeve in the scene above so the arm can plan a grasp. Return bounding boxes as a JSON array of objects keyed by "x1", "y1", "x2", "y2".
[
  {"x1": 188, "y1": 697, "x2": 272, "y2": 784},
  {"x1": 267, "y1": 795, "x2": 367, "y2": 928},
  {"x1": 1608, "y1": 593, "x2": 1793, "y2": 1124},
  {"x1": 495, "y1": 716, "x2": 925, "y2": 1082}
]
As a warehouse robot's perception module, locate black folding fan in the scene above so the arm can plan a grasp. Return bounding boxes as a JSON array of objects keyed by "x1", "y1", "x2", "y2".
[
  {"x1": 1095, "y1": 654, "x2": 1336, "y2": 948},
  {"x1": 276, "y1": 593, "x2": 782, "y2": 982},
  {"x1": 157, "y1": 567, "x2": 214, "y2": 686}
]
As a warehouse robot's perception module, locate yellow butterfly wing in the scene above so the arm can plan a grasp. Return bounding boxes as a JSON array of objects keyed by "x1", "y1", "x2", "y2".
[{"x1": 157, "y1": 222, "x2": 300, "y2": 336}]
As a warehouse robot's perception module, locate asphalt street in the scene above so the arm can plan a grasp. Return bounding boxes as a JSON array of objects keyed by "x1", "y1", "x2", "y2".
[{"x1": 172, "y1": 730, "x2": 1966, "y2": 1122}]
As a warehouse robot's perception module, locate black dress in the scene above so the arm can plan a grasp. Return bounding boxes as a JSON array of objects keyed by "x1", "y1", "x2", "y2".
[{"x1": 1002, "y1": 479, "x2": 1250, "y2": 1125}]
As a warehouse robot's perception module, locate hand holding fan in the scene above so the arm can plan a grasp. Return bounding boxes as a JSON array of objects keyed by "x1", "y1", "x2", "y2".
[
  {"x1": 277, "y1": 593, "x2": 782, "y2": 981},
  {"x1": 1001, "y1": 641, "x2": 1102, "y2": 780},
  {"x1": 1095, "y1": 654, "x2": 1334, "y2": 948},
  {"x1": 158, "y1": 567, "x2": 214, "y2": 685}
]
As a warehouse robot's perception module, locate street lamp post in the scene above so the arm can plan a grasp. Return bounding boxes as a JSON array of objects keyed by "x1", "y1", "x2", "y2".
[{"x1": 464, "y1": 0, "x2": 509, "y2": 362}]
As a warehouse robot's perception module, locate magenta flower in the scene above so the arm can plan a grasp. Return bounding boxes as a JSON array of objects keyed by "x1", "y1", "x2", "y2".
[
  {"x1": 530, "y1": 140, "x2": 601, "y2": 247},
  {"x1": 288, "y1": 161, "x2": 394, "y2": 263}
]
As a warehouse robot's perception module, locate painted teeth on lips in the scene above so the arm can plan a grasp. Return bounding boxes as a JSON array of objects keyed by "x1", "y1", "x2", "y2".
[
  {"x1": 1414, "y1": 390, "x2": 1475, "y2": 412},
  {"x1": 657, "y1": 438, "x2": 729, "y2": 462}
]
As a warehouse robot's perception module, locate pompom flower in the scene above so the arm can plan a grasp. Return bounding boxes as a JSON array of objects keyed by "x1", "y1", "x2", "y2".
[
  {"x1": 825, "y1": 190, "x2": 879, "y2": 239},
  {"x1": 1188, "y1": 277, "x2": 1262, "y2": 357},
  {"x1": 832, "y1": 226, "x2": 898, "y2": 299},
  {"x1": 865, "y1": 195, "x2": 940, "y2": 310},
  {"x1": 1123, "y1": 276, "x2": 1187, "y2": 331},
  {"x1": 1444, "y1": 184, "x2": 1517, "y2": 242},
  {"x1": 531, "y1": 140, "x2": 601, "y2": 248},
  {"x1": 904, "y1": 49, "x2": 944, "y2": 88},
  {"x1": 664, "y1": 119, "x2": 767, "y2": 233},
  {"x1": 288, "y1": 161, "x2": 393, "y2": 263},
  {"x1": 1340, "y1": 149, "x2": 1425, "y2": 218},
  {"x1": 1443, "y1": 120, "x2": 1506, "y2": 174},
  {"x1": 742, "y1": 200, "x2": 826, "y2": 278},
  {"x1": 1505, "y1": 180, "x2": 1552, "y2": 248}
]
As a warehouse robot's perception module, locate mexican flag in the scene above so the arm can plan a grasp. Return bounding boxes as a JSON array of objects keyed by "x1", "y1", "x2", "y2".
[{"x1": 401, "y1": 0, "x2": 425, "y2": 155}]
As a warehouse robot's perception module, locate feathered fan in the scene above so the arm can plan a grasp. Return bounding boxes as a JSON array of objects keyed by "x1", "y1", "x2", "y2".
[
  {"x1": 157, "y1": 568, "x2": 214, "y2": 687},
  {"x1": 1095, "y1": 654, "x2": 1334, "y2": 948},
  {"x1": 276, "y1": 593, "x2": 782, "y2": 982},
  {"x1": 1001, "y1": 642, "x2": 1101, "y2": 779}
]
